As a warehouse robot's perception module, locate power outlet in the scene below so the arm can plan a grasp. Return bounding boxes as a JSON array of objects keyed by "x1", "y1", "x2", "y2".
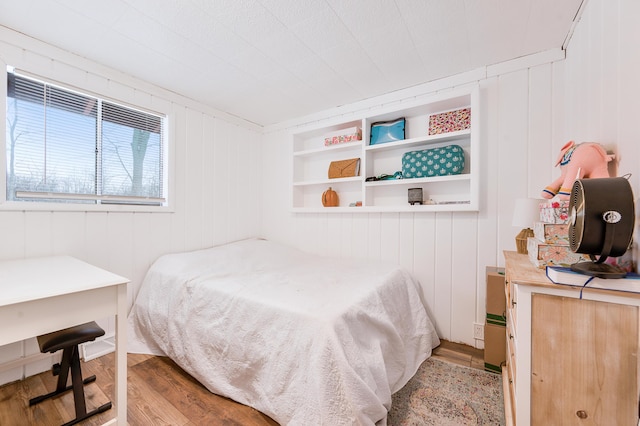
[{"x1": 473, "y1": 322, "x2": 484, "y2": 340}]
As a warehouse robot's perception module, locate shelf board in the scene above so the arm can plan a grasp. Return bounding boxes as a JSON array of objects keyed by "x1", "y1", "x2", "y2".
[
  {"x1": 363, "y1": 174, "x2": 470, "y2": 187},
  {"x1": 292, "y1": 202, "x2": 476, "y2": 213},
  {"x1": 293, "y1": 176, "x2": 362, "y2": 187},
  {"x1": 364, "y1": 129, "x2": 470, "y2": 152},
  {"x1": 293, "y1": 140, "x2": 363, "y2": 157}
]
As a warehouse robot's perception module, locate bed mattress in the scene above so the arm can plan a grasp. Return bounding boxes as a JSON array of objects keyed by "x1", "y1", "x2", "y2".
[{"x1": 128, "y1": 238, "x2": 439, "y2": 425}]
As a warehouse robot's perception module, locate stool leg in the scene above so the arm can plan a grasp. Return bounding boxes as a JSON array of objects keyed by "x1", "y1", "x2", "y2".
[
  {"x1": 69, "y1": 346, "x2": 87, "y2": 417},
  {"x1": 55, "y1": 347, "x2": 72, "y2": 393}
]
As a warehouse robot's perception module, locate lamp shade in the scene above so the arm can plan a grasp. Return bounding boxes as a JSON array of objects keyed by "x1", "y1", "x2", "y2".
[{"x1": 512, "y1": 198, "x2": 541, "y2": 228}]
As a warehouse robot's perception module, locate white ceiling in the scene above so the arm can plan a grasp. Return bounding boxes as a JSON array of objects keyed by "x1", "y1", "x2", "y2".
[{"x1": 0, "y1": 0, "x2": 584, "y2": 127}]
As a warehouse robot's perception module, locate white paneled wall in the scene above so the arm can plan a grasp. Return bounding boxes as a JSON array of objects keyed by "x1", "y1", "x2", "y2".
[
  {"x1": 0, "y1": 28, "x2": 262, "y2": 384},
  {"x1": 262, "y1": 0, "x2": 640, "y2": 347}
]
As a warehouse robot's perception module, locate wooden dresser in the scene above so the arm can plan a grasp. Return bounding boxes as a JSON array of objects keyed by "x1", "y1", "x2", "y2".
[{"x1": 503, "y1": 251, "x2": 640, "y2": 426}]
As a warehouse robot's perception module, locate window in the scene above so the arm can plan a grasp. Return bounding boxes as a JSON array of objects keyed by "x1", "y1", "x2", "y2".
[{"x1": 5, "y1": 68, "x2": 166, "y2": 206}]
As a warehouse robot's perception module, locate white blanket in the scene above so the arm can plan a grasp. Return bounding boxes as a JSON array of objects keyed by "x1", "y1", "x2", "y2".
[{"x1": 128, "y1": 239, "x2": 440, "y2": 425}]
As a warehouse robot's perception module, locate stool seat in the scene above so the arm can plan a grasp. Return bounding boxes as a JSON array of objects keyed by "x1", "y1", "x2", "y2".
[
  {"x1": 29, "y1": 321, "x2": 112, "y2": 426},
  {"x1": 37, "y1": 321, "x2": 105, "y2": 353}
]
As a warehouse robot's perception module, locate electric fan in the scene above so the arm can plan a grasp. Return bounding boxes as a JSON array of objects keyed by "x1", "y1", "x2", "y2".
[{"x1": 568, "y1": 176, "x2": 635, "y2": 279}]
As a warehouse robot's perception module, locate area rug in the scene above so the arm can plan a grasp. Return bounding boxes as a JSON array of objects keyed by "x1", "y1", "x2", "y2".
[{"x1": 388, "y1": 357, "x2": 505, "y2": 426}]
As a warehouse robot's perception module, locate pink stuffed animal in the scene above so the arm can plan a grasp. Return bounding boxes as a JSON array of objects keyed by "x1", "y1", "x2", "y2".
[{"x1": 541, "y1": 141, "x2": 613, "y2": 200}]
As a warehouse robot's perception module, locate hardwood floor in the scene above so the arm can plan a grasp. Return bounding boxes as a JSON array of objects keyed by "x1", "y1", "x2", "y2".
[{"x1": 0, "y1": 340, "x2": 484, "y2": 425}]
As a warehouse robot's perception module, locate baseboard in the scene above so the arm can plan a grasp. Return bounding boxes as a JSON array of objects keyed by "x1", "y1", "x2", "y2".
[{"x1": 0, "y1": 352, "x2": 52, "y2": 373}]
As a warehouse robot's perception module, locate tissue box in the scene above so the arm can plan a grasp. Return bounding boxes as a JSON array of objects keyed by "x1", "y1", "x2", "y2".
[
  {"x1": 324, "y1": 127, "x2": 362, "y2": 146},
  {"x1": 428, "y1": 108, "x2": 471, "y2": 135},
  {"x1": 539, "y1": 200, "x2": 570, "y2": 224},
  {"x1": 527, "y1": 237, "x2": 588, "y2": 269},
  {"x1": 533, "y1": 222, "x2": 569, "y2": 245}
]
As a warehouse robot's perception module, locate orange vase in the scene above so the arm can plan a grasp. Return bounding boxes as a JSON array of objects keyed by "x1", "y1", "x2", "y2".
[{"x1": 322, "y1": 187, "x2": 339, "y2": 207}]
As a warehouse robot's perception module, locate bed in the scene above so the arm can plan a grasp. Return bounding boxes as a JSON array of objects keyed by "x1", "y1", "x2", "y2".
[{"x1": 128, "y1": 238, "x2": 440, "y2": 425}]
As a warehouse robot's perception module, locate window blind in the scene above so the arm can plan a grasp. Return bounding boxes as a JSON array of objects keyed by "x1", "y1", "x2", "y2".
[{"x1": 6, "y1": 69, "x2": 166, "y2": 205}]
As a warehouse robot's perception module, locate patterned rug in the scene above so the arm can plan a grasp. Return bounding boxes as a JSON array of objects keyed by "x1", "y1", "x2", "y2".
[{"x1": 388, "y1": 357, "x2": 505, "y2": 425}]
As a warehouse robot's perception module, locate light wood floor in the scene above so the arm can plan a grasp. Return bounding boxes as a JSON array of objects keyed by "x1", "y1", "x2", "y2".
[{"x1": 0, "y1": 340, "x2": 484, "y2": 425}]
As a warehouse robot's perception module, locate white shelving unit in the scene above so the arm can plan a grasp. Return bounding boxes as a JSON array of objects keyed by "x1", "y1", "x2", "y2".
[{"x1": 291, "y1": 85, "x2": 480, "y2": 213}]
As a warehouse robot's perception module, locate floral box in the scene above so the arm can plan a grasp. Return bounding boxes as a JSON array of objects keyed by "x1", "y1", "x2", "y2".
[
  {"x1": 539, "y1": 200, "x2": 570, "y2": 224},
  {"x1": 324, "y1": 127, "x2": 362, "y2": 147},
  {"x1": 527, "y1": 237, "x2": 588, "y2": 269},
  {"x1": 533, "y1": 222, "x2": 569, "y2": 245},
  {"x1": 428, "y1": 108, "x2": 471, "y2": 135}
]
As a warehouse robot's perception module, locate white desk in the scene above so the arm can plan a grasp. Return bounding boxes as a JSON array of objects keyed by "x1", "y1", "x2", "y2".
[{"x1": 0, "y1": 256, "x2": 129, "y2": 426}]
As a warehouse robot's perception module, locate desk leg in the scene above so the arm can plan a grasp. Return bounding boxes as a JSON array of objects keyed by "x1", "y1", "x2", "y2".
[{"x1": 115, "y1": 283, "x2": 128, "y2": 425}]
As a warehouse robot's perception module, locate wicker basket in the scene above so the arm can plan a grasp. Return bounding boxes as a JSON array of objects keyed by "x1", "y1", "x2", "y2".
[{"x1": 515, "y1": 228, "x2": 534, "y2": 254}]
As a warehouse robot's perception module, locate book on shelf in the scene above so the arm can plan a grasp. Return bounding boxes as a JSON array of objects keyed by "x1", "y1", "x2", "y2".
[{"x1": 546, "y1": 265, "x2": 640, "y2": 294}]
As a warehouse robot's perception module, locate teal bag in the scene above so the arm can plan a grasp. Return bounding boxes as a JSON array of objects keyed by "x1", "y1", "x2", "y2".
[
  {"x1": 370, "y1": 117, "x2": 405, "y2": 145},
  {"x1": 402, "y1": 145, "x2": 465, "y2": 178}
]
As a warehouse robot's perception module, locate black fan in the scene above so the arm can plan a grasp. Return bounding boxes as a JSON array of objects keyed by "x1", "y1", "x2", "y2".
[{"x1": 568, "y1": 176, "x2": 635, "y2": 279}]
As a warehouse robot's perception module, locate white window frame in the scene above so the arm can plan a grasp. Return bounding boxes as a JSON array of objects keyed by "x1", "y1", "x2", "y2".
[{"x1": 1, "y1": 66, "x2": 172, "y2": 213}]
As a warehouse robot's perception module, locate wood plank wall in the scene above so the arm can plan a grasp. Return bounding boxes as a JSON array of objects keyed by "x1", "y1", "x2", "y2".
[{"x1": 261, "y1": 0, "x2": 640, "y2": 347}]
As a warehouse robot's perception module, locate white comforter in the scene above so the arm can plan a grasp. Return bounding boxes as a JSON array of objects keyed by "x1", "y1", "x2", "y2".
[{"x1": 128, "y1": 239, "x2": 440, "y2": 425}]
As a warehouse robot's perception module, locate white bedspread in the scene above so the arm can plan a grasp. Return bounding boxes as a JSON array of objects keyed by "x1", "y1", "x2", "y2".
[{"x1": 128, "y1": 238, "x2": 440, "y2": 425}]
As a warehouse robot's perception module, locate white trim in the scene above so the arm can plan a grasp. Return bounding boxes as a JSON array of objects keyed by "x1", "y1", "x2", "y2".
[
  {"x1": 486, "y1": 48, "x2": 566, "y2": 78},
  {"x1": 0, "y1": 352, "x2": 53, "y2": 374},
  {"x1": 15, "y1": 191, "x2": 165, "y2": 204},
  {"x1": 562, "y1": 0, "x2": 590, "y2": 50}
]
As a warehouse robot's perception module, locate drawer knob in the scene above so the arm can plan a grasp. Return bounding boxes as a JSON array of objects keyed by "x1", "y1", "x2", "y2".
[{"x1": 576, "y1": 410, "x2": 588, "y2": 419}]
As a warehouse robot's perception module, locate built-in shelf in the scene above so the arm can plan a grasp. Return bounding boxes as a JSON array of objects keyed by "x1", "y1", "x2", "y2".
[{"x1": 291, "y1": 86, "x2": 480, "y2": 212}]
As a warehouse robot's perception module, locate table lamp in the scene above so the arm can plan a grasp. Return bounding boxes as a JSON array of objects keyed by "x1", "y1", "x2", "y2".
[{"x1": 512, "y1": 198, "x2": 541, "y2": 254}]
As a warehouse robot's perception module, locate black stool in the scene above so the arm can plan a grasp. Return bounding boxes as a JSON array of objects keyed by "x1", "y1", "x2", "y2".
[{"x1": 29, "y1": 321, "x2": 112, "y2": 426}]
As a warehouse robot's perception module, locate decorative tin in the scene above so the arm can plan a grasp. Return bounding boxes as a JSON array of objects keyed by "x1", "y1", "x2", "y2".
[{"x1": 428, "y1": 108, "x2": 471, "y2": 135}]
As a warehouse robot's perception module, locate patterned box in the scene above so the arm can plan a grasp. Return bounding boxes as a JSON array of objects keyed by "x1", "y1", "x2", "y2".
[
  {"x1": 324, "y1": 127, "x2": 361, "y2": 147},
  {"x1": 428, "y1": 108, "x2": 471, "y2": 135},
  {"x1": 533, "y1": 222, "x2": 569, "y2": 245},
  {"x1": 539, "y1": 200, "x2": 570, "y2": 224},
  {"x1": 527, "y1": 237, "x2": 588, "y2": 269}
]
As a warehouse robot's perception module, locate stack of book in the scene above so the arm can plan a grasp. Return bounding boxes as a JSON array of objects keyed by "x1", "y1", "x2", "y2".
[
  {"x1": 546, "y1": 266, "x2": 640, "y2": 292},
  {"x1": 527, "y1": 200, "x2": 588, "y2": 269}
]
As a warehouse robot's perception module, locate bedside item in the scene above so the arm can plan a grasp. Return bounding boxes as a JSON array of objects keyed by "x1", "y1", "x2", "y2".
[
  {"x1": 540, "y1": 141, "x2": 613, "y2": 200},
  {"x1": 567, "y1": 177, "x2": 635, "y2": 279},
  {"x1": 324, "y1": 126, "x2": 362, "y2": 147},
  {"x1": 402, "y1": 145, "x2": 464, "y2": 178},
  {"x1": 322, "y1": 187, "x2": 339, "y2": 207},
  {"x1": 428, "y1": 107, "x2": 470, "y2": 135},
  {"x1": 533, "y1": 222, "x2": 569, "y2": 245},
  {"x1": 408, "y1": 188, "x2": 423, "y2": 205},
  {"x1": 511, "y1": 197, "x2": 541, "y2": 254},
  {"x1": 328, "y1": 158, "x2": 360, "y2": 179},
  {"x1": 539, "y1": 199, "x2": 570, "y2": 223},
  {"x1": 527, "y1": 237, "x2": 588, "y2": 268},
  {"x1": 370, "y1": 117, "x2": 405, "y2": 145}
]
